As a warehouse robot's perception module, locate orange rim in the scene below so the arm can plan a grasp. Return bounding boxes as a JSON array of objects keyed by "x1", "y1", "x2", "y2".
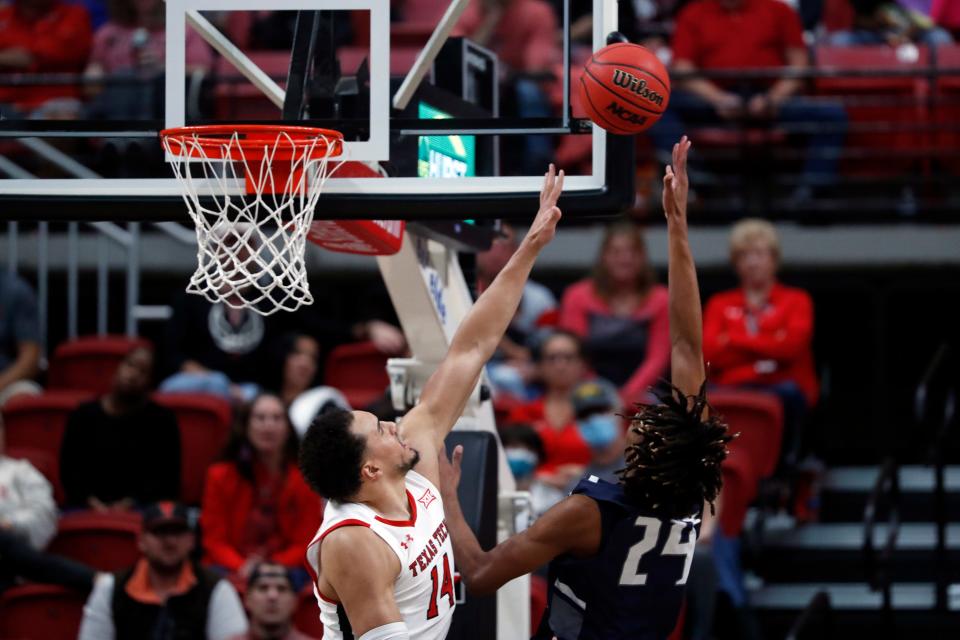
[{"x1": 160, "y1": 124, "x2": 343, "y2": 161}]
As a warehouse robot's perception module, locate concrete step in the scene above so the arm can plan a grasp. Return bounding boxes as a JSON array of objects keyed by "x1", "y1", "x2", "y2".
[
  {"x1": 752, "y1": 522, "x2": 960, "y2": 582},
  {"x1": 818, "y1": 465, "x2": 960, "y2": 523}
]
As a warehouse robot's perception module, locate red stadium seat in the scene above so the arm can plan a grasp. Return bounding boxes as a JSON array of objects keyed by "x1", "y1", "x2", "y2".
[
  {"x1": 323, "y1": 341, "x2": 390, "y2": 409},
  {"x1": 932, "y1": 44, "x2": 960, "y2": 171},
  {"x1": 0, "y1": 584, "x2": 87, "y2": 640},
  {"x1": 4, "y1": 446, "x2": 64, "y2": 505},
  {"x1": 0, "y1": 391, "x2": 94, "y2": 474},
  {"x1": 213, "y1": 52, "x2": 290, "y2": 121},
  {"x1": 48, "y1": 335, "x2": 152, "y2": 395},
  {"x1": 46, "y1": 511, "x2": 142, "y2": 572},
  {"x1": 293, "y1": 585, "x2": 325, "y2": 638},
  {"x1": 708, "y1": 389, "x2": 784, "y2": 480},
  {"x1": 718, "y1": 449, "x2": 760, "y2": 538},
  {"x1": 814, "y1": 45, "x2": 931, "y2": 177},
  {"x1": 153, "y1": 393, "x2": 233, "y2": 505}
]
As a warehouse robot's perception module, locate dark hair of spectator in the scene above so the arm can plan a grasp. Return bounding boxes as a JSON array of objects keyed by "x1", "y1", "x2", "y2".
[
  {"x1": 532, "y1": 329, "x2": 584, "y2": 363},
  {"x1": 107, "y1": 0, "x2": 163, "y2": 27},
  {"x1": 266, "y1": 332, "x2": 320, "y2": 395},
  {"x1": 221, "y1": 393, "x2": 300, "y2": 483},
  {"x1": 591, "y1": 222, "x2": 656, "y2": 300},
  {"x1": 499, "y1": 423, "x2": 546, "y2": 464},
  {"x1": 618, "y1": 382, "x2": 733, "y2": 519},
  {"x1": 298, "y1": 408, "x2": 366, "y2": 502}
]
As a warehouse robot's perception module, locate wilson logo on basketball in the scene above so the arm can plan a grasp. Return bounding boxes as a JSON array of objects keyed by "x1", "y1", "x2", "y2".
[
  {"x1": 606, "y1": 102, "x2": 648, "y2": 126},
  {"x1": 612, "y1": 69, "x2": 665, "y2": 107}
]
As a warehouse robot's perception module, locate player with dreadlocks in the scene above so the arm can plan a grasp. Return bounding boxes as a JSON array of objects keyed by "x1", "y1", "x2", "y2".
[{"x1": 438, "y1": 136, "x2": 732, "y2": 640}]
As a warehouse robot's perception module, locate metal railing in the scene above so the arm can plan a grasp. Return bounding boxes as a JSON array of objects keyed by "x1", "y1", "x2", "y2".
[
  {"x1": 785, "y1": 590, "x2": 832, "y2": 640},
  {"x1": 915, "y1": 344, "x2": 957, "y2": 615},
  {"x1": 862, "y1": 456, "x2": 900, "y2": 628}
]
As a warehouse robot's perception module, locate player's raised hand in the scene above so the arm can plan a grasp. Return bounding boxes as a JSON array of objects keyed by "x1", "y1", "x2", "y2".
[
  {"x1": 438, "y1": 444, "x2": 464, "y2": 501},
  {"x1": 663, "y1": 136, "x2": 692, "y2": 227},
  {"x1": 526, "y1": 163, "x2": 564, "y2": 250}
]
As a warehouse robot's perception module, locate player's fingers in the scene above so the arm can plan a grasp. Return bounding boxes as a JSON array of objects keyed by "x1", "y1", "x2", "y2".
[
  {"x1": 452, "y1": 444, "x2": 464, "y2": 468},
  {"x1": 553, "y1": 169, "x2": 565, "y2": 201}
]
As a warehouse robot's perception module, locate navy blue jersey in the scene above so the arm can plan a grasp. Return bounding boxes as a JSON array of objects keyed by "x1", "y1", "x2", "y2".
[{"x1": 534, "y1": 475, "x2": 701, "y2": 640}]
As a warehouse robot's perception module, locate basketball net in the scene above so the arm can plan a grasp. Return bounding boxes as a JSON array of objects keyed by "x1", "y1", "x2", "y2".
[{"x1": 161, "y1": 126, "x2": 405, "y2": 316}]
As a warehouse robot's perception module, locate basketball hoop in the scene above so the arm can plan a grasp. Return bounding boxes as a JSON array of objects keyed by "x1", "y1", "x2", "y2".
[{"x1": 160, "y1": 124, "x2": 404, "y2": 316}]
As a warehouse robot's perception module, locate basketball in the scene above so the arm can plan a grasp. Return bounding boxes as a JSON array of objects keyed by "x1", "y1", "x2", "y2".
[{"x1": 580, "y1": 43, "x2": 671, "y2": 135}]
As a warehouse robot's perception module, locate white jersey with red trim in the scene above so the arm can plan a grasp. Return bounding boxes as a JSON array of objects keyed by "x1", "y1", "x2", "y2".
[{"x1": 305, "y1": 470, "x2": 456, "y2": 640}]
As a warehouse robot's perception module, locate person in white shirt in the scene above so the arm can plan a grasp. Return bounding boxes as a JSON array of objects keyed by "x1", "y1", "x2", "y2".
[
  {"x1": 0, "y1": 414, "x2": 96, "y2": 592},
  {"x1": 78, "y1": 501, "x2": 248, "y2": 640}
]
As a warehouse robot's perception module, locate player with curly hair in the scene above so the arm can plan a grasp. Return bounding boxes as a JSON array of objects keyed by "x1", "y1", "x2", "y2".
[
  {"x1": 298, "y1": 165, "x2": 566, "y2": 640},
  {"x1": 439, "y1": 137, "x2": 733, "y2": 640}
]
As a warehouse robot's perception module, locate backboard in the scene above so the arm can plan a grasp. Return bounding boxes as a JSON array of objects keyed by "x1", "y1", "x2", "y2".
[{"x1": 0, "y1": 0, "x2": 634, "y2": 222}]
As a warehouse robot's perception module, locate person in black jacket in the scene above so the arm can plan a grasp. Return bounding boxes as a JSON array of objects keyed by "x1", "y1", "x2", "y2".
[
  {"x1": 60, "y1": 345, "x2": 181, "y2": 511},
  {"x1": 78, "y1": 502, "x2": 248, "y2": 640}
]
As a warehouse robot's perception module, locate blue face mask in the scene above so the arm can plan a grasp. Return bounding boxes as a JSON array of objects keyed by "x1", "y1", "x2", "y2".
[
  {"x1": 505, "y1": 447, "x2": 539, "y2": 480},
  {"x1": 578, "y1": 414, "x2": 620, "y2": 450}
]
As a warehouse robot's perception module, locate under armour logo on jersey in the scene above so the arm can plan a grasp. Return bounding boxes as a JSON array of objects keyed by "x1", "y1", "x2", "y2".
[
  {"x1": 400, "y1": 534, "x2": 414, "y2": 550},
  {"x1": 418, "y1": 488, "x2": 437, "y2": 510}
]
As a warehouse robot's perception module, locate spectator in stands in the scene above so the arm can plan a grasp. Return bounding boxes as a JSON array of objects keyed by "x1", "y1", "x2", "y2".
[
  {"x1": 0, "y1": 272, "x2": 42, "y2": 407},
  {"x1": 60, "y1": 345, "x2": 181, "y2": 511},
  {"x1": 703, "y1": 218, "x2": 818, "y2": 463},
  {"x1": 228, "y1": 562, "x2": 317, "y2": 640},
  {"x1": 267, "y1": 332, "x2": 350, "y2": 438},
  {"x1": 477, "y1": 224, "x2": 558, "y2": 399},
  {"x1": 932, "y1": 0, "x2": 960, "y2": 35},
  {"x1": 499, "y1": 424, "x2": 561, "y2": 519},
  {"x1": 570, "y1": 379, "x2": 625, "y2": 483},
  {"x1": 201, "y1": 394, "x2": 321, "y2": 589},
  {"x1": 559, "y1": 222, "x2": 670, "y2": 407},
  {"x1": 83, "y1": 0, "x2": 213, "y2": 120},
  {"x1": 648, "y1": 0, "x2": 848, "y2": 204},
  {"x1": 1, "y1": 414, "x2": 100, "y2": 593},
  {"x1": 0, "y1": 0, "x2": 91, "y2": 118},
  {"x1": 828, "y1": 0, "x2": 953, "y2": 46},
  {"x1": 507, "y1": 331, "x2": 592, "y2": 495},
  {"x1": 162, "y1": 293, "x2": 276, "y2": 403},
  {"x1": 455, "y1": 0, "x2": 562, "y2": 173},
  {"x1": 78, "y1": 501, "x2": 248, "y2": 640}
]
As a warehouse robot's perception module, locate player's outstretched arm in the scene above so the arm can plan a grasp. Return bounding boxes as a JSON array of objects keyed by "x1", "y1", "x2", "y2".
[
  {"x1": 321, "y1": 527, "x2": 404, "y2": 636},
  {"x1": 663, "y1": 137, "x2": 705, "y2": 399},
  {"x1": 437, "y1": 446, "x2": 600, "y2": 595},
  {"x1": 401, "y1": 167, "x2": 564, "y2": 475}
]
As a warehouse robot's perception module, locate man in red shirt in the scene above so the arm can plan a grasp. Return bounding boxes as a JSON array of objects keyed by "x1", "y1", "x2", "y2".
[
  {"x1": 0, "y1": 0, "x2": 92, "y2": 115},
  {"x1": 648, "y1": 0, "x2": 846, "y2": 203}
]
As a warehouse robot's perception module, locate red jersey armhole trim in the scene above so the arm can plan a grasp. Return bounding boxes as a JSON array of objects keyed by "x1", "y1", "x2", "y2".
[
  {"x1": 310, "y1": 519, "x2": 371, "y2": 605},
  {"x1": 374, "y1": 489, "x2": 417, "y2": 527}
]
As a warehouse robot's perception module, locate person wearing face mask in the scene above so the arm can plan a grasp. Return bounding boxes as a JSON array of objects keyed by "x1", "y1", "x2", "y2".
[
  {"x1": 499, "y1": 424, "x2": 562, "y2": 520},
  {"x1": 570, "y1": 380, "x2": 626, "y2": 484}
]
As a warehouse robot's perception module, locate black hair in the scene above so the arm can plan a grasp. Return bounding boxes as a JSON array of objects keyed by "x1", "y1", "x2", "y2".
[
  {"x1": 298, "y1": 408, "x2": 366, "y2": 502},
  {"x1": 617, "y1": 382, "x2": 733, "y2": 519},
  {"x1": 532, "y1": 329, "x2": 584, "y2": 362},
  {"x1": 221, "y1": 393, "x2": 300, "y2": 483},
  {"x1": 498, "y1": 423, "x2": 546, "y2": 463},
  {"x1": 264, "y1": 332, "x2": 321, "y2": 396}
]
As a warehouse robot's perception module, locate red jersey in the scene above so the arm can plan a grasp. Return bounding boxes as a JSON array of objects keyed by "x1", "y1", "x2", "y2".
[
  {"x1": 703, "y1": 283, "x2": 819, "y2": 406},
  {"x1": 672, "y1": 0, "x2": 804, "y2": 87},
  {"x1": 0, "y1": 1, "x2": 92, "y2": 108}
]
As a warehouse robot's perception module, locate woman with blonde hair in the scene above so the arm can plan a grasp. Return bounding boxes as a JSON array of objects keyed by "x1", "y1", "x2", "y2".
[
  {"x1": 703, "y1": 218, "x2": 818, "y2": 463},
  {"x1": 558, "y1": 222, "x2": 670, "y2": 406}
]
